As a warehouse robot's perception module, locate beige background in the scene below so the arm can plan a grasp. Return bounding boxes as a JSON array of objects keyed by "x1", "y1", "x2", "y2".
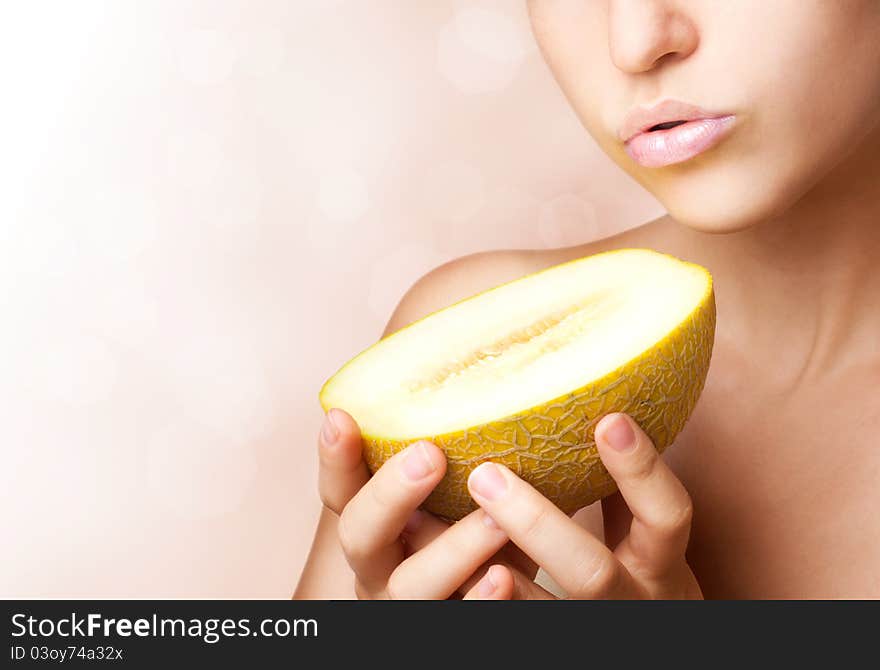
[{"x1": 1, "y1": 0, "x2": 663, "y2": 597}]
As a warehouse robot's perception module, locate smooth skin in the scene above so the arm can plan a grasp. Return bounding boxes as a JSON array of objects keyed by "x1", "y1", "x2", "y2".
[{"x1": 296, "y1": 0, "x2": 880, "y2": 599}]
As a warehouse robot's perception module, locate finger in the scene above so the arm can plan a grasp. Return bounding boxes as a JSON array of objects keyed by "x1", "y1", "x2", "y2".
[
  {"x1": 400, "y1": 511, "x2": 539, "y2": 597},
  {"x1": 318, "y1": 408, "x2": 370, "y2": 515},
  {"x1": 462, "y1": 565, "x2": 514, "y2": 600},
  {"x1": 402, "y1": 513, "x2": 538, "y2": 579},
  {"x1": 462, "y1": 564, "x2": 556, "y2": 600},
  {"x1": 387, "y1": 509, "x2": 508, "y2": 599},
  {"x1": 398, "y1": 509, "x2": 451, "y2": 555},
  {"x1": 595, "y1": 413, "x2": 694, "y2": 575},
  {"x1": 467, "y1": 462, "x2": 640, "y2": 599},
  {"x1": 339, "y1": 440, "x2": 447, "y2": 591}
]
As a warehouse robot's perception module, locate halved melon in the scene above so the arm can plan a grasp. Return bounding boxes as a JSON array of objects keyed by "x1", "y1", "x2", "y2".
[{"x1": 319, "y1": 248, "x2": 715, "y2": 521}]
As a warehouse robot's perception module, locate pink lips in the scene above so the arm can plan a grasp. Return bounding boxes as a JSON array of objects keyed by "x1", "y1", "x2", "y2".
[
  {"x1": 619, "y1": 99, "x2": 737, "y2": 168},
  {"x1": 624, "y1": 116, "x2": 736, "y2": 168}
]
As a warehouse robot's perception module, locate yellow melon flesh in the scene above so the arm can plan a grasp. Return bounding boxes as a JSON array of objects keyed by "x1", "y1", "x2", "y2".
[{"x1": 319, "y1": 247, "x2": 716, "y2": 521}]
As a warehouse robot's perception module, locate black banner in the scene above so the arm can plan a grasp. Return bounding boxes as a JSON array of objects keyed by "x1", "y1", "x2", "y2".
[{"x1": 2, "y1": 600, "x2": 875, "y2": 666}]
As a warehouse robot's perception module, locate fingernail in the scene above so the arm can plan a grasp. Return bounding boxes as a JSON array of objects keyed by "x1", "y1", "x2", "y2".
[
  {"x1": 321, "y1": 409, "x2": 340, "y2": 444},
  {"x1": 403, "y1": 509, "x2": 423, "y2": 534},
  {"x1": 401, "y1": 441, "x2": 436, "y2": 481},
  {"x1": 469, "y1": 462, "x2": 507, "y2": 501},
  {"x1": 482, "y1": 511, "x2": 501, "y2": 530},
  {"x1": 478, "y1": 566, "x2": 498, "y2": 597},
  {"x1": 601, "y1": 413, "x2": 636, "y2": 452}
]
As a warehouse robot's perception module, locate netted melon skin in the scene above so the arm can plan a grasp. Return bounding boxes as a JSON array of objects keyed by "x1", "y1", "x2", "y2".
[{"x1": 361, "y1": 286, "x2": 716, "y2": 522}]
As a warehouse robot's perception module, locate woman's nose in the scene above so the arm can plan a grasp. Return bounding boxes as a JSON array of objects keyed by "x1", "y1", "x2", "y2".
[{"x1": 607, "y1": 0, "x2": 699, "y2": 73}]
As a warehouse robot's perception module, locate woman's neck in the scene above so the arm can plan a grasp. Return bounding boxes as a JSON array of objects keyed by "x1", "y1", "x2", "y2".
[{"x1": 671, "y1": 126, "x2": 880, "y2": 389}]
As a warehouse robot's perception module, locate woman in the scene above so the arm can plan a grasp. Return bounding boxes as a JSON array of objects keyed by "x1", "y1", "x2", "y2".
[{"x1": 295, "y1": 0, "x2": 880, "y2": 599}]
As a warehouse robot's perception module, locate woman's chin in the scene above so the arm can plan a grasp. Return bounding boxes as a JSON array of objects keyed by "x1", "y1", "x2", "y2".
[
  {"x1": 664, "y1": 205, "x2": 762, "y2": 235},
  {"x1": 652, "y1": 166, "x2": 803, "y2": 235}
]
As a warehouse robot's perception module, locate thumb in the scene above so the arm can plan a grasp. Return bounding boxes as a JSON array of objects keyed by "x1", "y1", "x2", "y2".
[{"x1": 317, "y1": 407, "x2": 371, "y2": 515}]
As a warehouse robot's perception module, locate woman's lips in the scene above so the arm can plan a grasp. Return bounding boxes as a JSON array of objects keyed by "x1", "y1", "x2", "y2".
[{"x1": 624, "y1": 115, "x2": 736, "y2": 168}]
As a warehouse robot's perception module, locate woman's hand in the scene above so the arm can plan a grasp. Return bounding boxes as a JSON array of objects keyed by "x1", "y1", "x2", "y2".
[
  {"x1": 317, "y1": 408, "x2": 537, "y2": 599},
  {"x1": 465, "y1": 412, "x2": 703, "y2": 599}
]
